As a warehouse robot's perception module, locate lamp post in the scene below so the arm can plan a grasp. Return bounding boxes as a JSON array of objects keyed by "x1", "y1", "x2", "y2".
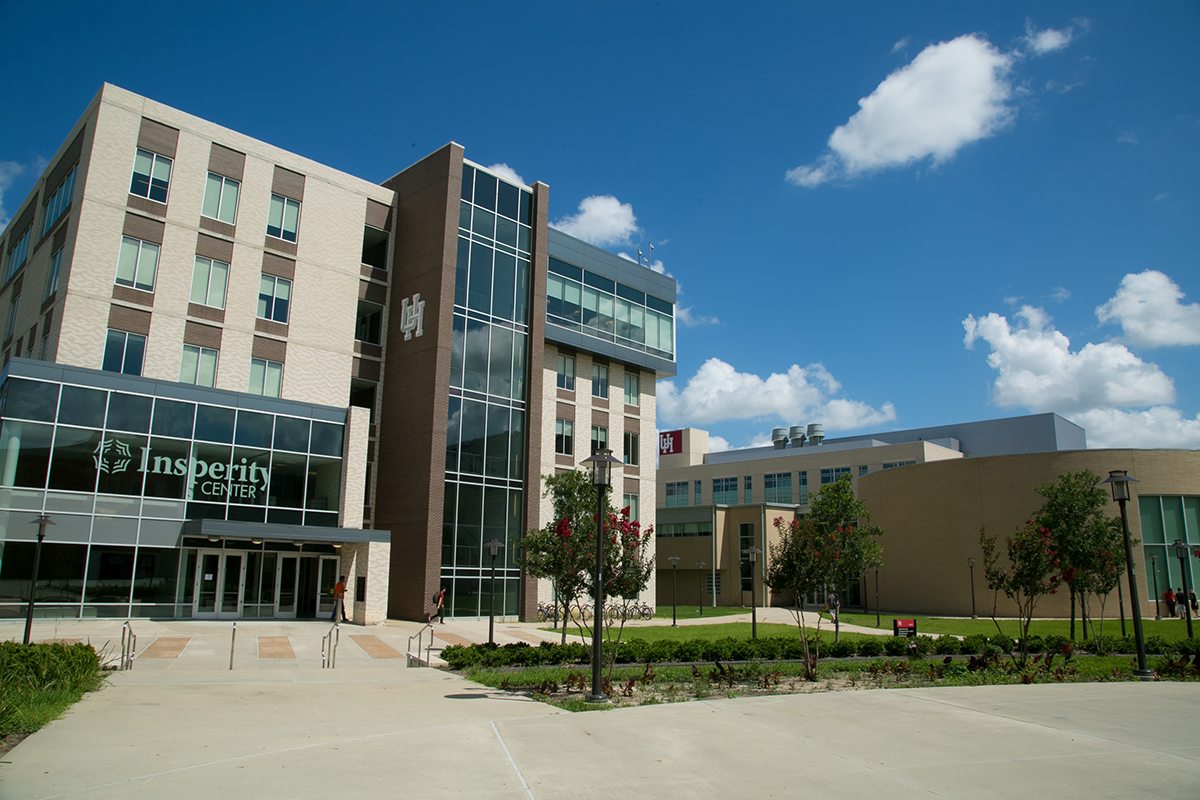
[
  {"x1": 874, "y1": 567, "x2": 880, "y2": 627},
  {"x1": 744, "y1": 547, "x2": 762, "y2": 640},
  {"x1": 668, "y1": 555, "x2": 681, "y2": 626},
  {"x1": 1099, "y1": 470, "x2": 1153, "y2": 680},
  {"x1": 485, "y1": 538, "x2": 504, "y2": 646},
  {"x1": 1117, "y1": 572, "x2": 1127, "y2": 637},
  {"x1": 581, "y1": 448, "x2": 621, "y2": 703},
  {"x1": 23, "y1": 514, "x2": 55, "y2": 646},
  {"x1": 1151, "y1": 555, "x2": 1161, "y2": 620},
  {"x1": 696, "y1": 561, "x2": 706, "y2": 616},
  {"x1": 1170, "y1": 540, "x2": 1194, "y2": 639},
  {"x1": 968, "y1": 557, "x2": 977, "y2": 620}
]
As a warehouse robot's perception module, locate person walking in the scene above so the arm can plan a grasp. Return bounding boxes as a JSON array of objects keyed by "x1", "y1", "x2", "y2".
[
  {"x1": 331, "y1": 575, "x2": 349, "y2": 623},
  {"x1": 435, "y1": 586, "x2": 446, "y2": 624},
  {"x1": 1164, "y1": 588, "x2": 1177, "y2": 618},
  {"x1": 1178, "y1": 589, "x2": 1188, "y2": 619}
]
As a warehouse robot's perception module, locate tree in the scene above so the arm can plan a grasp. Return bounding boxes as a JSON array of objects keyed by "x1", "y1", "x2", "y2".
[
  {"x1": 521, "y1": 470, "x2": 615, "y2": 644},
  {"x1": 979, "y1": 522, "x2": 1064, "y2": 665},
  {"x1": 764, "y1": 475, "x2": 884, "y2": 677},
  {"x1": 598, "y1": 505, "x2": 654, "y2": 678},
  {"x1": 1033, "y1": 470, "x2": 1113, "y2": 640}
]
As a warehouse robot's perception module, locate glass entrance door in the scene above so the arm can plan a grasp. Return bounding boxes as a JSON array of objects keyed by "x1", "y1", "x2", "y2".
[
  {"x1": 193, "y1": 550, "x2": 245, "y2": 619},
  {"x1": 275, "y1": 556, "x2": 299, "y2": 618},
  {"x1": 317, "y1": 556, "x2": 340, "y2": 619}
]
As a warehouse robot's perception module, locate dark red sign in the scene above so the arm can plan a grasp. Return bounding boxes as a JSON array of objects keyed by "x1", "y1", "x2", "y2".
[
  {"x1": 658, "y1": 430, "x2": 683, "y2": 456},
  {"x1": 893, "y1": 618, "x2": 917, "y2": 638}
]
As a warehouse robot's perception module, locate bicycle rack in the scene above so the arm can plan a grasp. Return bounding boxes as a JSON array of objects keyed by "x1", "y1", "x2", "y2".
[
  {"x1": 321, "y1": 622, "x2": 340, "y2": 669},
  {"x1": 119, "y1": 620, "x2": 136, "y2": 670},
  {"x1": 407, "y1": 623, "x2": 433, "y2": 667}
]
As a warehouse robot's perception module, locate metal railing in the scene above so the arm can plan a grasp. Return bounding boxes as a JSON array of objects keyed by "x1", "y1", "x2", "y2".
[
  {"x1": 119, "y1": 621, "x2": 136, "y2": 670},
  {"x1": 229, "y1": 622, "x2": 237, "y2": 670},
  {"x1": 407, "y1": 623, "x2": 433, "y2": 667},
  {"x1": 321, "y1": 622, "x2": 340, "y2": 669}
]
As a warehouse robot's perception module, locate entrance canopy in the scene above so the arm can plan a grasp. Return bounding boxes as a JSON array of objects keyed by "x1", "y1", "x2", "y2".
[{"x1": 181, "y1": 518, "x2": 389, "y2": 546}]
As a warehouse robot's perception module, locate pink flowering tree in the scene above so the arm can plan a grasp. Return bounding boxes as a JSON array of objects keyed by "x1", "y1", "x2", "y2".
[
  {"x1": 599, "y1": 506, "x2": 654, "y2": 676},
  {"x1": 980, "y1": 522, "x2": 1065, "y2": 665}
]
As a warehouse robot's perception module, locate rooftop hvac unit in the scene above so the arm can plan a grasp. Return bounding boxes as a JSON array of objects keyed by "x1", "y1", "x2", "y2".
[
  {"x1": 788, "y1": 426, "x2": 807, "y2": 447},
  {"x1": 772, "y1": 427, "x2": 788, "y2": 449},
  {"x1": 806, "y1": 423, "x2": 824, "y2": 446}
]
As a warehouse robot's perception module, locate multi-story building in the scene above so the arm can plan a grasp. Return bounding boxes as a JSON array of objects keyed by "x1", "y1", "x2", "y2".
[
  {"x1": 0, "y1": 83, "x2": 675, "y2": 623},
  {"x1": 656, "y1": 415, "x2": 1200, "y2": 618}
]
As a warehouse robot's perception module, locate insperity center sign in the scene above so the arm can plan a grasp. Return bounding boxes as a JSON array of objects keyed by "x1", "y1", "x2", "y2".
[{"x1": 94, "y1": 437, "x2": 271, "y2": 501}]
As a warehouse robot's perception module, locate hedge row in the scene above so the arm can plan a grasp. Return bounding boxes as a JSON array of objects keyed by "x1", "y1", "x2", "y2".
[{"x1": 441, "y1": 634, "x2": 1200, "y2": 670}]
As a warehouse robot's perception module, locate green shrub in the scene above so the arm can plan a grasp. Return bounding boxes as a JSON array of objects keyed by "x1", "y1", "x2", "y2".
[
  {"x1": 910, "y1": 636, "x2": 935, "y2": 656},
  {"x1": 1145, "y1": 635, "x2": 1176, "y2": 655},
  {"x1": 1178, "y1": 638, "x2": 1200, "y2": 656},
  {"x1": 933, "y1": 636, "x2": 962, "y2": 655},
  {"x1": 1021, "y1": 635, "x2": 1045, "y2": 654},
  {"x1": 883, "y1": 637, "x2": 909, "y2": 656},
  {"x1": 826, "y1": 638, "x2": 856, "y2": 658},
  {"x1": 0, "y1": 642, "x2": 104, "y2": 736},
  {"x1": 961, "y1": 634, "x2": 989, "y2": 655},
  {"x1": 856, "y1": 637, "x2": 885, "y2": 657},
  {"x1": 1044, "y1": 634, "x2": 1071, "y2": 653}
]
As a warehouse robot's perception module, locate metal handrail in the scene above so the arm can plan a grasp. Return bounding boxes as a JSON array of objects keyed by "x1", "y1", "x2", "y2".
[
  {"x1": 321, "y1": 622, "x2": 340, "y2": 669},
  {"x1": 119, "y1": 621, "x2": 136, "y2": 670},
  {"x1": 407, "y1": 623, "x2": 433, "y2": 667},
  {"x1": 229, "y1": 622, "x2": 237, "y2": 670}
]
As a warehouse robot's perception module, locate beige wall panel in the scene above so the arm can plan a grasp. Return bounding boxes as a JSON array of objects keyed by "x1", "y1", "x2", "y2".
[
  {"x1": 340, "y1": 405, "x2": 369, "y2": 529},
  {"x1": 279, "y1": 342, "x2": 352, "y2": 406}
]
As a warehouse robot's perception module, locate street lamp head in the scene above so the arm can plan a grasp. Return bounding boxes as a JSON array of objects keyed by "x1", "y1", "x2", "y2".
[
  {"x1": 696, "y1": 561, "x2": 706, "y2": 569},
  {"x1": 744, "y1": 546, "x2": 762, "y2": 563},
  {"x1": 968, "y1": 557, "x2": 975, "y2": 568},
  {"x1": 1099, "y1": 469, "x2": 1139, "y2": 502},
  {"x1": 581, "y1": 448, "x2": 622, "y2": 488},
  {"x1": 485, "y1": 538, "x2": 504, "y2": 558},
  {"x1": 668, "y1": 555, "x2": 681, "y2": 566},
  {"x1": 1170, "y1": 539, "x2": 1189, "y2": 558}
]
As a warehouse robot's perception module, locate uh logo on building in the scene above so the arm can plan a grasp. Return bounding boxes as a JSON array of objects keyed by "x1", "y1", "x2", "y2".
[{"x1": 93, "y1": 437, "x2": 270, "y2": 500}]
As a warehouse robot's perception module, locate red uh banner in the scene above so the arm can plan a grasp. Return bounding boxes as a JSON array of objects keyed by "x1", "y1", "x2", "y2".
[{"x1": 659, "y1": 430, "x2": 683, "y2": 456}]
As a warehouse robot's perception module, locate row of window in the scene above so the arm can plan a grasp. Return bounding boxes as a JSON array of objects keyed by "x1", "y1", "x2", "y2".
[
  {"x1": 129, "y1": 147, "x2": 300, "y2": 243},
  {"x1": 546, "y1": 257, "x2": 674, "y2": 359},
  {"x1": 102, "y1": 329, "x2": 283, "y2": 397},
  {"x1": 2, "y1": 165, "x2": 77, "y2": 285},
  {"x1": 555, "y1": 354, "x2": 640, "y2": 406},
  {"x1": 553, "y1": 419, "x2": 640, "y2": 464},
  {"x1": 665, "y1": 471, "x2": 822, "y2": 507}
]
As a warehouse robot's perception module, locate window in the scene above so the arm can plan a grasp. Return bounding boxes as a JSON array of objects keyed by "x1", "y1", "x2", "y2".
[
  {"x1": 798, "y1": 471, "x2": 808, "y2": 505},
  {"x1": 624, "y1": 372, "x2": 639, "y2": 406},
  {"x1": 744, "y1": 476, "x2": 753, "y2": 504},
  {"x1": 821, "y1": 467, "x2": 851, "y2": 485},
  {"x1": 713, "y1": 477, "x2": 737, "y2": 505},
  {"x1": 180, "y1": 345, "x2": 218, "y2": 387},
  {"x1": 656, "y1": 522, "x2": 713, "y2": 537},
  {"x1": 45, "y1": 247, "x2": 63, "y2": 299},
  {"x1": 267, "y1": 194, "x2": 301, "y2": 241},
  {"x1": 591, "y1": 425, "x2": 607, "y2": 455},
  {"x1": 202, "y1": 173, "x2": 240, "y2": 224},
  {"x1": 740, "y1": 523, "x2": 756, "y2": 591},
  {"x1": 592, "y1": 363, "x2": 608, "y2": 398},
  {"x1": 556, "y1": 354, "x2": 574, "y2": 390},
  {"x1": 765, "y1": 472, "x2": 792, "y2": 504},
  {"x1": 115, "y1": 237, "x2": 159, "y2": 292},
  {"x1": 5, "y1": 228, "x2": 30, "y2": 281},
  {"x1": 882, "y1": 461, "x2": 917, "y2": 470},
  {"x1": 41, "y1": 165, "x2": 77, "y2": 237},
  {"x1": 355, "y1": 301, "x2": 382, "y2": 344},
  {"x1": 190, "y1": 257, "x2": 228, "y2": 309},
  {"x1": 624, "y1": 493, "x2": 639, "y2": 522},
  {"x1": 665, "y1": 481, "x2": 689, "y2": 508},
  {"x1": 249, "y1": 357, "x2": 283, "y2": 397},
  {"x1": 102, "y1": 330, "x2": 145, "y2": 376},
  {"x1": 859, "y1": 465, "x2": 869, "y2": 477},
  {"x1": 624, "y1": 431, "x2": 639, "y2": 466},
  {"x1": 257, "y1": 275, "x2": 291, "y2": 323},
  {"x1": 706, "y1": 572, "x2": 721, "y2": 597},
  {"x1": 695, "y1": 480, "x2": 701, "y2": 506},
  {"x1": 5, "y1": 293, "x2": 19, "y2": 340},
  {"x1": 129, "y1": 149, "x2": 172, "y2": 203},
  {"x1": 555, "y1": 419, "x2": 574, "y2": 456}
]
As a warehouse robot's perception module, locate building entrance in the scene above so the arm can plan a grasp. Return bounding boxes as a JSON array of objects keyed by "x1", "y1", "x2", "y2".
[
  {"x1": 194, "y1": 550, "x2": 245, "y2": 619},
  {"x1": 273, "y1": 554, "x2": 340, "y2": 619}
]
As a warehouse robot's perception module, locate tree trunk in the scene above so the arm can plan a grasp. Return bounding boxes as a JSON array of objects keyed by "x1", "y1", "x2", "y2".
[{"x1": 1069, "y1": 586, "x2": 1077, "y2": 640}]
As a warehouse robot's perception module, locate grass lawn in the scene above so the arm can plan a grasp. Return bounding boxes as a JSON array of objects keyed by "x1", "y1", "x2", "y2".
[
  {"x1": 653, "y1": 605, "x2": 750, "y2": 620},
  {"x1": 836, "y1": 612, "x2": 1193, "y2": 641},
  {"x1": 550, "y1": 621, "x2": 844, "y2": 643}
]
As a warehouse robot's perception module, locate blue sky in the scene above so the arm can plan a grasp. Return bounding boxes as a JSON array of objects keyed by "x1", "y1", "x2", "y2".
[{"x1": 2, "y1": 1, "x2": 1197, "y2": 450}]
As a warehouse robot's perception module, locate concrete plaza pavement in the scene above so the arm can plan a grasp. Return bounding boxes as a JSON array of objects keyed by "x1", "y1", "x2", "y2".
[{"x1": 3, "y1": 616, "x2": 1199, "y2": 799}]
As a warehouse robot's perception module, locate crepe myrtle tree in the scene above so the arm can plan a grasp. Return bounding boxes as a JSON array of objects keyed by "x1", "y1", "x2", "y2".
[
  {"x1": 979, "y1": 522, "x2": 1065, "y2": 665},
  {"x1": 599, "y1": 505, "x2": 654, "y2": 679}
]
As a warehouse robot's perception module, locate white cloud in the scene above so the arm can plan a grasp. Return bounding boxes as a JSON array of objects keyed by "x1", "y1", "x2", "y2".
[
  {"x1": 657, "y1": 357, "x2": 896, "y2": 432},
  {"x1": 891, "y1": 38, "x2": 909, "y2": 54},
  {"x1": 708, "y1": 435, "x2": 733, "y2": 453},
  {"x1": 1050, "y1": 287, "x2": 1071, "y2": 303},
  {"x1": 1096, "y1": 270, "x2": 1200, "y2": 348},
  {"x1": 485, "y1": 163, "x2": 525, "y2": 185},
  {"x1": 1023, "y1": 22, "x2": 1073, "y2": 55},
  {"x1": 551, "y1": 195, "x2": 638, "y2": 246},
  {"x1": 1155, "y1": 193, "x2": 1170, "y2": 202},
  {"x1": 1072, "y1": 407, "x2": 1200, "y2": 449},
  {"x1": 962, "y1": 305, "x2": 1176, "y2": 415},
  {"x1": 618, "y1": 251, "x2": 670, "y2": 277},
  {"x1": 1117, "y1": 132, "x2": 1138, "y2": 145},
  {"x1": 787, "y1": 35, "x2": 1014, "y2": 187},
  {"x1": 0, "y1": 160, "x2": 25, "y2": 230},
  {"x1": 676, "y1": 306, "x2": 718, "y2": 327}
]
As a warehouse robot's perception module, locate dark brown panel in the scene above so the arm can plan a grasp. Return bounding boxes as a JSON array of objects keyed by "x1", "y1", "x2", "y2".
[
  {"x1": 108, "y1": 304, "x2": 152, "y2": 336},
  {"x1": 555, "y1": 401, "x2": 575, "y2": 421},
  {"x1": 51, "y1": 223, "x2": 69, "y2": 251},
  {"x1": 7, "y1": 199, "x2": 36, "y2": 243},
  {"x1": 555, "y1": 454, "x2": 574, "y2": 468},
  {"x1": 255, "y1": 318, "x2": 288, "y2": 337},
  {"x1": 45, "y1": 129, "x2": 85, "y2": 192},
  {"x1": 624, "y1": 403, "x2": 640, "y2": 416},
  {"x1": 261, "y1": 252, "x2": 295, "y2": 280},
  {"x1": 264, "y1": 236, "x2": 298, "y2": 256},
  {"x1": 354, "y1": 341, "x2": 382, "y2": 358},
  {"x1": 112, "y1": 285, "x2": 153, "y2": 307},
  {"x1": 592, "y1": 410, "x2": 609, "y2": 425},
  {"x1": 196, "y1": 233, "x2": 234, "y2": 263},
  {"x1": 592, "y1": 396, "x2": 609, "y2": 410},
  {"x1": 365, "y1": 199, "x2": 393, "y2": 231},
  {"x1": 208, "y1": 143, "x2": 246, "y2": 180},
  {"x1": 10, "y1": 275, "x2": 23, "y2": 295},
  {"x1": 187, "y1": 303, "x2": 225, "y2": 323},
  {"x1": 42, "y1": 308, "x2": 53, "y2": 330},
  {"x1": 199, "y1": 216, "x2": 235, "y2": 238},
  {"x1": 556, "y1": 387, "x2": 574, "y2": 400},
  {"x1": 271, "y1": 166, "x2": 305, "y2": 200},
  {"x1": 252, "y1": 335, "x2": 286, "y2": 362},
  {"x1": 352, "y1": 357, "x2": 381, "y2": 382},
  {"x1": 122, "y1": 212, "x2": 165, "y2": 244},
  {"x1": 126, "y1": 195, "x2": 165, "y2": 217},
  {"x1": 184, "y1": 321, "x2": 223, "y2": 349},
  {"x1": 137, "y1": 118, "x2": 179, "y2": 158},
  {"x1": 521, "y1": 180, "x2": 551, "y2": 619},
  {"x1": 360, "y1": 264, "x2": 389, "y2": 283},
  {"x1": 359, "y1": 280, "x2": 386, "y2": 305},
  {"x1": 623, "y1": 477, "x2": 640, "y2": 495}
]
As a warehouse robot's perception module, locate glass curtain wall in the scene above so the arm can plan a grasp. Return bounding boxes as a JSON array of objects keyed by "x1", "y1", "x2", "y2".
[
  {"x1": 443, "y1": 164, "x2": 532, "y2": 617},
  {"x1": 1139, "y1": 495, "x2": 1200, "y2": 602}
]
